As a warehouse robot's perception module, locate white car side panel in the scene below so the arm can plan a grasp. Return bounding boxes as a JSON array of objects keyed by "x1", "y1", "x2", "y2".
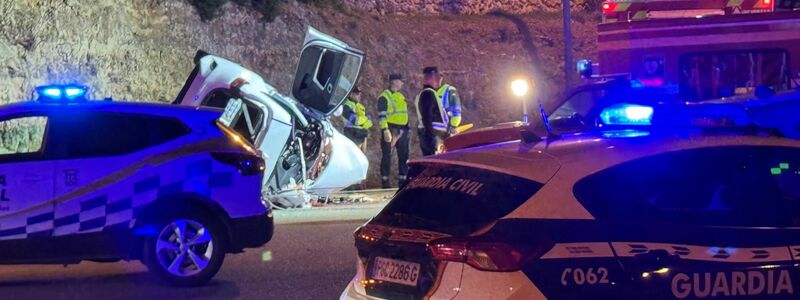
[
  {"x1": 309, "y1": 128, "x2": 368, "y2": 196},
  {"x1": 181, "y1": 55, "x2": 266, "y2": 107},
  {"x1": 455, "y1": 265, "x2": 547, "y2": 300},
  {"x1": 341, "y1": 258, "x2": 373, "y2": 300},
  {"x1": 428, "y1": 262, "x2": 463, "y2": 299},
  {"x1": 255, "y1": 93, "x2": 294, "y2": 178}
]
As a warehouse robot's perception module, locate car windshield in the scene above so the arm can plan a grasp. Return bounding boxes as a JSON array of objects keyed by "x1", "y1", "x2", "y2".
[{"x1": 371, "y1": 163, "x2": 544, "y2": 236}]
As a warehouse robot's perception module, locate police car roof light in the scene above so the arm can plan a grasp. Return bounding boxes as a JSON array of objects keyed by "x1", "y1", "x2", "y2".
[
  {"x1": 577, "y1": 59, "x2": 593, "y2": 78},
  {"x1": 36, "y1": 84, "x2": 88, "y2": 102},
  {"x1": 599, "y1": 103, "x2": 654, "y2": 126}
]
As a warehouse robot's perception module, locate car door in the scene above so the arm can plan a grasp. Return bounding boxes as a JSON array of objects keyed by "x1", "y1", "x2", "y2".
[
  {"x1": 573, "y1": 146, "x2": 800, "y2": 299},
  {"x1": 46, "y1": 111, "x2": 190, "y2": 258},
  {"x1": 291, "y1": 26, "x2": 365, "y2": 116},
  {"x1": 0, "y1": 115, "x2": 54, "y2": 259}
]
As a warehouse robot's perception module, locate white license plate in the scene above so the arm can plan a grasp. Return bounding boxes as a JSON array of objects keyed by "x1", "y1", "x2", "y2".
[
  {"x1": 370, "y1": 257, "x2": 421, "y2": 287},
  {"x1": 219, "y1": 98, "x2": 243, "y2": 127}
]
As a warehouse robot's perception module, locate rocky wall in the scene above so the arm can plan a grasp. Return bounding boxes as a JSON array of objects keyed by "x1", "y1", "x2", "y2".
[
  {"x1": 0, "y1": 0, "x2": 599, "y2": 187},
  {"x1": 341, "y1": 0, "x2": 600, "y2": 15}
]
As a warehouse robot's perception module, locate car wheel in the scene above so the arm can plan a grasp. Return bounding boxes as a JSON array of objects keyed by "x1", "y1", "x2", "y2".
[{"x1": 143, "y1": 212, "x2": 226, "y2": 286}]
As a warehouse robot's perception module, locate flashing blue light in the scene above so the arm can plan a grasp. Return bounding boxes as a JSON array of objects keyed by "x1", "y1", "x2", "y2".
[
  {"x1": 40, "y1": 87, "x2": 63, "y2": 98},
  {"x1": 577, "y1": 59, "x2": 593, "y2": 78},
  {"x1": 599, "y1": 103, "x2": 654, "y2": 126},
  {"x1": 63, "y1": 86, "x2": 87, "y2": 99},
  {"x1": 36, "y1": 84, "x2": 88, "y2": 102}
]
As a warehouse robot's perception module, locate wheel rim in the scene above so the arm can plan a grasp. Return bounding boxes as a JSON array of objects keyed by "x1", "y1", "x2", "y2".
[{"x1": 156, "y1": 219, "x2": 214, "y2": 277}]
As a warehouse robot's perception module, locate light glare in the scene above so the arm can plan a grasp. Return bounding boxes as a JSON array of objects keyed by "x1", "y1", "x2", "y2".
[
  {"x1": 41, "y1": 88, "x2": 62, "y2": 98},
  {"x1": 511, "y1": 79, "x2": 529, "y2": 97}
]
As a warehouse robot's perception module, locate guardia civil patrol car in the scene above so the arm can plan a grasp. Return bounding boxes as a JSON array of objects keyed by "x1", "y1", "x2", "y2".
[
  {"x1": 0, "y1": 85, "x2": 272, "y2": 286},
  {"x1": 341, "y1": 94, "x2": 800, "y2": 299}
]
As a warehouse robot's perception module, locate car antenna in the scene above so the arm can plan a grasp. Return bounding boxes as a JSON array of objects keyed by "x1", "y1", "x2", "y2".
[{"x1": 538, "y1": 99, "x2": 559, "y2": 140}]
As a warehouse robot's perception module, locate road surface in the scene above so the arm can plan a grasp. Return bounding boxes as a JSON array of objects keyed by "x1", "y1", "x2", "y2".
[{"x1": 0, "y1": 221, "x2": 365, "y2": 300}]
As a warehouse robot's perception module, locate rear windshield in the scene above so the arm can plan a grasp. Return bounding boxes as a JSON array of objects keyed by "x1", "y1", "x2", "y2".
[{"x1": 371, "y1": 163, "x2": 543, "y2": 236}]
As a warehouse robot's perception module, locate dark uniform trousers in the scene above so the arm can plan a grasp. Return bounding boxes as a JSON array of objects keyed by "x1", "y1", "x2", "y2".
[
  {"x1": 381, "y1": 124, "x2": 409, "y2": 186},
  {"x1": 417, "y1": 127, "x2": 439, "y2": 156}
]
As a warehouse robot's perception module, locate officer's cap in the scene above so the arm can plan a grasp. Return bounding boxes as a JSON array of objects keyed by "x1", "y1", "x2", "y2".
[
  {"x1": 388, "y1": 74, "x2": 403, "y2": 81},
  {"x1": 422, "y1": 67, "x2": 439, "y2": 76},
  {"x1": 350, "y1": 86, "x2": 361, "y2": 94}
]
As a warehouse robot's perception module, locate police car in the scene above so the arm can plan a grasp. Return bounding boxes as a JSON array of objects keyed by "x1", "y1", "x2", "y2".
[
  {"x1": 341, "y1": 97, "x2": 800, "y2": 299},
  {"x1": 0, "y1": 85, "x2": 272, "y2": 286}
]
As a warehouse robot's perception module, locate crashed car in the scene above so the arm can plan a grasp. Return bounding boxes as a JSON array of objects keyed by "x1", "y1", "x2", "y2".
[
  {"x1": 342, "y1": 94, "x2": 800, "y2": 299},
  {"x1": 175, "y1": 27, "x2": 368, "y2": 208},
  {"x1": 0, "y1": 86, "x2": 272, "y2": 286}
]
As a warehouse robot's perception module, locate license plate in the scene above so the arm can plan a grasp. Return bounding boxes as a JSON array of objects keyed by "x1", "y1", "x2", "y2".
[
  {"x1": 219, "y1": 98, "x2": 243, "y2": 127},
  {"x1": 370, "y1": 257, "x2": 421, "y2": 287}
]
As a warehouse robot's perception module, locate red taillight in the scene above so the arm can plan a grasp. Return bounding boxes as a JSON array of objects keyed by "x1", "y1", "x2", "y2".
[
  {"x1": 601, "y1": 2, "x2": 616, "y2": 13},
  {"x1": 230, "y1": 78, "x2": 249, "y2": 90},
  {"x1": 428, "y1": 238, "x2": 549, "y2": 272},
  {"x1": 211, "y1": 152, "x2": 265, "y2": 176}
]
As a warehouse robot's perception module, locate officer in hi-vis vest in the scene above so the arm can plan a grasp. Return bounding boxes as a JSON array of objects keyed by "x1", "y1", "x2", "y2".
[
  {"x1": 415, "y1": 66, "x2": 462, "y2": 156},
  {"x1": 377, "y1": 74, "x2": 410, "y2": 188},
  {"x1": 340, "y1": 87, "x2": 372, "y2": 152}
]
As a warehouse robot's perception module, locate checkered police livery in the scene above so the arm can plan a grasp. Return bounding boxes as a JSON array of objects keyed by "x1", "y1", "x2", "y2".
[
  {"x1": 0, "y1": 99, "x2": 272, "y2": 285},
  {"x1": 0, "y1": 156, "x2": 255, "y2": 241}
]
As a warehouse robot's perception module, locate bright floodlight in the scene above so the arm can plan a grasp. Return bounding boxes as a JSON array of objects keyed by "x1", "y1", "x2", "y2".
[{"x1": 511, "y1": 79, "x2": 529, "y2": 97}]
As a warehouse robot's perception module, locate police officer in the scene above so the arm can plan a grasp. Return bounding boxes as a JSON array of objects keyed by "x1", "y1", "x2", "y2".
[
  {"x1": 415, "y1": 66, "x2": 462, "y2": 156},
  {"x1": 378, "y1": 74, "x2": 409, "y2": 188},
  {"x1": 340, "y1": 87, "x2": 372, "y2": 152}
]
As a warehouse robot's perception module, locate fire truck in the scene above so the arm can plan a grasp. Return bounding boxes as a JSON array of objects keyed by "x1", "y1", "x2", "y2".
[
  {"x1": 597, "y1": 0, "x2": 800, "y2": 101},
  {"x1": 443, "y1": 0, "x2": 800, "y2": 152}
]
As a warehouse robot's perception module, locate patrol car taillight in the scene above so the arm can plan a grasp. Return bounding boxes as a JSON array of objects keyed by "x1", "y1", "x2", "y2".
[
  {"x1": 211, "y1": 152, "x2": 265, "y2": 176},
  {"x1": 428, "y1": 238, "x2": 549, "y2": 272}
]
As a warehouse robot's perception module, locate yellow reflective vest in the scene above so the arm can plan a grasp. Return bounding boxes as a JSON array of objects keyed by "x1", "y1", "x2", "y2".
[
  {"x1": 378, "y1": 89, "x2": 409, "y2": 128},
  {"x1": 415, "y1": 84, "x2": 462, "y2": 131},
  {"x1": 342, "y1": 99, "x2": 373, "y2": 129}
]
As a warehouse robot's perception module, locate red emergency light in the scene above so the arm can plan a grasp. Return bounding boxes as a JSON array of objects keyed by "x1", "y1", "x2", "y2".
[{"x1": 602, "y1": 1, "x2": 616, "y2": 13}]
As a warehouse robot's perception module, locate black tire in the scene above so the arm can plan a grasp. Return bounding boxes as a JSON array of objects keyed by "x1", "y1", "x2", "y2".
[{"x1": 142, "y1": 208, "x2": 227, "y2": 287}]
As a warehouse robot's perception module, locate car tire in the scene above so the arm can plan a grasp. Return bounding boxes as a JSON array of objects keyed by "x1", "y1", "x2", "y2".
[{"x1": 142, "y1": 209, "x2": 227, "y2": 287}]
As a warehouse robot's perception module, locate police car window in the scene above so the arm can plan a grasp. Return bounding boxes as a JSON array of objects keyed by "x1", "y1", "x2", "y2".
[
  {"x1": 372, "y1": 163, "x2": 543, "y2": 236},
  {"x1": 46, "y1": 112, "x2": 189, "y2": 159},
  {"x1": 0, "y1": 116, "x2": 47, "y2": 156},
  {"x1": 574, "y1": 146, "x2": 800, "y2": 227}
]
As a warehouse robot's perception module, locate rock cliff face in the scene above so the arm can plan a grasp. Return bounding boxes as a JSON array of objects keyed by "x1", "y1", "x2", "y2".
[
  {"x1": 0, "y1": 0, "x2": 598, "y2": 187},
  {"x1": 341, "y1": 0, "x2": 599, "y2": 15}
]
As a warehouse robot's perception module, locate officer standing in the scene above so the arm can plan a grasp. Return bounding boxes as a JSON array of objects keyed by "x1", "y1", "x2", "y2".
[
  {"x1": 377, "y1": 74, "x2": 410, "y2": 188},
  {"x1": 415, "y1": 67, "x2": 462, "y2": 156},
  {"x1": 340, "y1": 87, "x2": 372, "y2": 152}
]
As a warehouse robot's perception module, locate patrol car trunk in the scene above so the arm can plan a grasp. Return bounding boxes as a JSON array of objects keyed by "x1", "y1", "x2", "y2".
[{"x1": 354, "y1": 152, "x2": 553, "y2": 299}]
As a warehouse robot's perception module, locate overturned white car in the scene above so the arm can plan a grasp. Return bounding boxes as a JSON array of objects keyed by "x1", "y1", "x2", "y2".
[{"x1": 174, "y1": 27, "x2": 368, "y2": 208}]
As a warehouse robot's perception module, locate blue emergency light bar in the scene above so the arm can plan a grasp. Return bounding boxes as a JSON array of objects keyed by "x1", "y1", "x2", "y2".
[
  {"x1": 599, "y1": 103, "x2": 654, "y2": 126},
  {"x1": 36, "y1": 84, "x2": 88, "y2": 102}
]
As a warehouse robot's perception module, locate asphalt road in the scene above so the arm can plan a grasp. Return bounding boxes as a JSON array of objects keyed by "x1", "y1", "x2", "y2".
[{"x1": 0, "y1": 221, "x2": 364, "y2": 300}]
